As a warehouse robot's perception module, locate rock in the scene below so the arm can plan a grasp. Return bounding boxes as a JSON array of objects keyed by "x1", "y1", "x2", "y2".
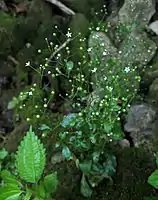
[
  {"x1": 0, "y1": 0, "x2": 8, "y2": 11},
  {"x1": 51, "y1": 152, "x2": 65, "y2": 165},
  {"x1": 88, "y1": 31, "x2": 117, "y2": 62},
  {"x1": 124, "y1": 104, "x2": 156, "y2": 147},
  {"x1": 118, "y1": 0, "x2": 155, "y2": 26},
  {"x1": 148, "y1": 78, "x2": 158, "y2": 106},
  {"x1": 141, "y1": 62, "x2": 158, "y2": 92},
  {"x1": 119, "y1": 31, "x2": 157, "y2": 66},
  {"x1": 149, "y1": 20, "x2": 158, "y2": 35},
  {"x1": 118, "y1": 139, "x2": 130, "y2": 148}
]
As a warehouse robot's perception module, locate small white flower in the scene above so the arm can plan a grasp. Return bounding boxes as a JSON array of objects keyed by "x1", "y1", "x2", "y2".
[
  {"x1": 104, "y1": 76, "x2": 107, "y2": 80},
  {"x1": 91, "y1": 68, "x2": 97, "y2": 73},
  {"x1": 66, "y1": 31, "x2": 72, "y2": 38},
  {"x1": 101, "y1": 43, "x2": 105, "y2": 47},
  {"x1": 96, "y1": 27, "x2": 100, "y2": 31},
  {"x1": 36, "y1": 115, "x2": 40, "y2": 118},
  {"x1": 87, "y1": 48, "x2": 92, "y2": 52},
  {"x1": 28, "y1": 91, "x2": 33, "y2": 96},
  {"x1": 25, "y1": 61, "x2": 30, "y2": 67},
  {"x1": 124, "y1": 67, "x2": 130, "y2": 73},
  {"x1": 44, "y1": 104, "x2": 47, "y2": 108},
  {"x1": 103, "y1": 51, "x2": 107, "y2": 56}
]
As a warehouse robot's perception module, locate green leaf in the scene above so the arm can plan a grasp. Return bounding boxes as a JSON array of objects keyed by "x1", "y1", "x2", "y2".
[
  {"x1": 0, "y1": 148, "x2": 8, "y2": 160},
  {"x1": 1, "y1": 170, "x2": 21, "y2": 187},
  {"x1": 92, "y1": 151, "x2": 100, "y2": 163},
  {"x1": 23, "y1": 188, "x2": 32, "y2": 200},
  {"x1": 44, "y1": 172, "x2": 58, "y2": 194},
  {"x1": 79, "y1": 160, "x2": 92, "y2": 174},
  {"x1": 103, "y1": 154, "x2": 117, "y2": 177},
  {"x1": 7, "y1": 97, "x2": 19, "y2": 109},
  {"x1": 148, "y1": 170, "x2": 158, "y2": 189},
  {"x1": 62, "y1": 146, "x2": 72, "y2": 160},
  {"x1": 66, "y1": 61, "x2": 74, "y2": 71},
  {"x1": 0, "y1": 184, "x2": 23, "y2": 200},
  {"x1": 38, "y1": 124, "x2": 51, "y2": 131},
  {"x1": 37, "y1": 181, "x2": 46, "y2": 199},
  {"x1": 103, "y1": 123, "x2": 113, "y2": 133},
  {"x1": 60, "y1": 113, "x2": 77, "y2": 128},
  {"x1": 80, "y1": 174, "x2": 92, "y2": 197},
  {"x1": 16, "y1": 126, "x2": 46, "y2": 183}
]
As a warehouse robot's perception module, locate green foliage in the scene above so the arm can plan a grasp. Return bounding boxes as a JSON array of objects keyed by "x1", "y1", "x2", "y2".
[
  {"x1": 16, "y1": 126, "x2": 46, "y2": 183},
  {"x1": 148, "y1": 170, "x2": 158, "y2": 189},
  {"x1": 1, "y1": 170, "x2": 21, "y2": 187},
  {"x1": 146, "y1": 154, "x2": 158, "y2": 199},
  {"x1": 0, "y1": 148, "x2": 8, "y2": 160},
  {"x1": 0, "y1": 126, "x2": 57, "y2": 200},
  {"x1": 0, "y1": 148, "x2": 8, "y2": 172},
  {"x1": 7, "y1": 84, "x2": 59, "y2": 130},
  {"x1": 43, "y1": 172, "x2": 58, "y2": 194},
  {"x1": 80, "y1": 174, "x2": 93, "y2": 197},
  {"x1": 0, "y1": 184, "x2": 23, "y2": 200},
  {"x1": 0, "y1": 170, "x2": 24, "y2": 200}
]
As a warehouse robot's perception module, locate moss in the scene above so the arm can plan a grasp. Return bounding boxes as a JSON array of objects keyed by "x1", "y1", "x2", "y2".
[
  {"x1": 91, "y1": 148, "x2": 157, "y2": 200},
  {"x1": 50, "y1": 147, "x2": 157, "y2": 200},
  {"x1": 0, "y1": 12, "x2": 17, "y2": 57}
]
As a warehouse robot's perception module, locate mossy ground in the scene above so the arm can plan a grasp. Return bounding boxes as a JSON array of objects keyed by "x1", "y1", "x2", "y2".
[{"x1": 48, "y1": 147, "x2": 158, "y2": 200}]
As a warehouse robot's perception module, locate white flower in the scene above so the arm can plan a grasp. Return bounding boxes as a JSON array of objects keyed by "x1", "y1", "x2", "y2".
[
  {"x1": 66, "y1": 31, "x2": 72, "y2": 38},
  {"x1": 87, "y1": 48, "x2": 92, "y2": 52},
  {"x1": 28, "y1": 91, "x2": 33, "y2": 96},
  {"x1": 108, "y1": 87, "x2": 113, "y2": 91},
  {"x1": 25, "y1": 61, "x2": 30, "y2": 67},
  {"x1": 103, "y1": 51, "x2": 107, "y2": 56},
  {"x1": 91, "y1": 68, "x2": 97, "y2": 73},
  {"x1": 124, "y1": 67, "x2": 130, "y2": 73},
  {"x1": 96, "y1": 27, "x2": 100, "y2": 31},
  {"x1": 104, "y1": 76, "x2": 107, "y2": 80}
]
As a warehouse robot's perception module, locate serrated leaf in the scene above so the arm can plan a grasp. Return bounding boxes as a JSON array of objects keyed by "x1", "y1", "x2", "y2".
[
  {"x1": 44, "y1": 172, "x2": 58, "y2": 194},
  {"x1": 0, "y1": 185, "x2": 23, "y2": 200},
  {"x1": 80, "y1": 174, "x2": 92, "y2": 197},
  {"x1": 0, "y1": 148, "x2": 8, "y2": 160},
  {"x1": 1, "y1": 170, "x2": 21, "y2": 187},
  {"x1": 16, "y1": 126, "x2": 46, "y2": 183},
  {"x1": 7, "y1": 97, "x2": 19, "y2": 109},
  {"x1": 62, "y1": 146, "x2": 72, "y2": 160},
  {"x1": 148, "y1": 170, "x2": 158, "y2": 189},
  {"x1": 79, "y1": 160, "x2": 92, "y2": 174}
]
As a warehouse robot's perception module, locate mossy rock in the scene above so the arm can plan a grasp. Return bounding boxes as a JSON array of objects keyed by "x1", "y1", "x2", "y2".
[
  {"x1": 68, "y1": 13, "x2": 89, "y2": 64},
  {"x1": 0, "y1": 12, "x2": 17, "y2": 57}
]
